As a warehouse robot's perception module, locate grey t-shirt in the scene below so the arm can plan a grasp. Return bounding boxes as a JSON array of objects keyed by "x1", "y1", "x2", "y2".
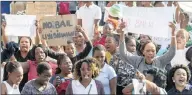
[
  {"x1": 119, "y1": 39, "x2": 176, "y2": 73},
  {"x1": 21, "y1": 79, "x2": 57, "y2": 94}
]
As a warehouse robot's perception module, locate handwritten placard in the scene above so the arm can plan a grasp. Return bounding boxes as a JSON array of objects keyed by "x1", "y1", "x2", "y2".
[
  {"x1": 26, "y1": 2, "x2": 57, "y2": 20},
  {"x1": 41, "y1": 15, "x2": 77, "y2": 46},
  {"x1": 122, "y1": 7, "x2": 174, "y2": 38},
  {"x1": 5, "y1": 15, "x2": 36, "y2": 37}
]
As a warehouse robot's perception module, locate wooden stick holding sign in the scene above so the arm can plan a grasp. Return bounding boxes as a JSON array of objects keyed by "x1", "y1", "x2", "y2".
[{"x1": 40, "y1": 15, "x2": 77, "y2": 46}]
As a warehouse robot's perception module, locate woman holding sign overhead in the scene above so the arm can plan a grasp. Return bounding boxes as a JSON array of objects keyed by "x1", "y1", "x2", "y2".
[{"x1": 118, "y1": 20, "x2": 176, "y2": 73}]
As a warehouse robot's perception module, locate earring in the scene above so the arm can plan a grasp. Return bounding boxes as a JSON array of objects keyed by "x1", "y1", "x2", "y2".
[{"x1": 173, "y1": 80, "x2": 175, "y2": 82}]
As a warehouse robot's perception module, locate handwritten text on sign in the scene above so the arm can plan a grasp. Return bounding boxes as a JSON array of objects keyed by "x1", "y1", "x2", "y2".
[
  {"x1": 41, "y1": 15, "x2": 77, "y2": 46},
  {"x1": 122, "y1": 7, "x2": 174, "y2": 38}
]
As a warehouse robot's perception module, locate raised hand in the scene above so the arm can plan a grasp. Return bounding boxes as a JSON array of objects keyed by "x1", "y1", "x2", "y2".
[
  {"x1": 76, "y1": 25, "x2": 84, "y2": 33},
  {"x1": 1, "y1": 21, "x2": 6, "y2": 33},
  {"x1": 169, "y1": 22, "x2": 176, "y2": 36}
]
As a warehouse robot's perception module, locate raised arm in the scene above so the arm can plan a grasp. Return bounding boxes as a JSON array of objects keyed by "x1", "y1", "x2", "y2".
[
  {"x1": 158, "y1": 22, "x2": 176, "y2": 67},
  {"x1": 35, "y1": 20, "x2": 42, "y2": 45},
  {"x1": 76, "y1": 25, "x2": 92, "y2": 59},
  {"x1": 19, "y1": 61, "x2": 29, "y2": 74},
  {"x1": 1, "y1": 21, "x2": 9, "y2": 48},
  {"x1": 175, "y1": 2, "x2": 181, "y2": 23},
  {"x1": 118, "y1": 21, "x2": 140, "y2": 68}
]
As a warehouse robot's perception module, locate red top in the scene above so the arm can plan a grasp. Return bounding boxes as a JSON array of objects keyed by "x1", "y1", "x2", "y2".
[
  {"x1": 28, "y1": 60, "x2": 57, "y2": 81},
  {"x1": 93, "y1": 36, "x2": 106, "y2": 47}
]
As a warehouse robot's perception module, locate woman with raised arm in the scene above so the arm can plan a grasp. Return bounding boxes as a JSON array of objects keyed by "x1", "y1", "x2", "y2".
[{"x1": 119, "y1": 21, "x2": 176, "y2": 73}]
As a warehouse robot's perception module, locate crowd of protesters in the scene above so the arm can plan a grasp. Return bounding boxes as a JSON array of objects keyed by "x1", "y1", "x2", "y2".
[{"x1": 1, "y1": 1, "x2": 192, "y2": 95}]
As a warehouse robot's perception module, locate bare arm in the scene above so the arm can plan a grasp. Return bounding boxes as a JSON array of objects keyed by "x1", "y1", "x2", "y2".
[
  {"x1": 35, "y1": 20, "x2": 42, "y2": 45},
  {"x1": 77, "y1": 19, "x2": 82, "y2": 26},
  {"x1": 158, "y1": 22, "x2": 176, "y2": 67},
  {"x1": 1, "y1": 83, "x2": 7, "y2": 94},
  {"x1": 1, "y1": 22, "x2": 9, "y2": 48},
  {"x1": 175, "y1": 2, "x2": 181, "y2": 23},
  {"x1": 109, "y1": 77, "x2": 117, "y2": 95},
  {"x1": 20, "y1": 61, "x2": 29, "y2": 74}
]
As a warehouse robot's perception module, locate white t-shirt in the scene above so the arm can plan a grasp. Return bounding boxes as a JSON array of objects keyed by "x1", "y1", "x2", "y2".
[
  {"x1": 72, "y1": 79, "x2": 98, "y2": 94},
  {"x1": 96, "y1": 63, "x2": 117, "y2": 94},
  {"x1": 171, "y1": 48, "x2": 190, "y2": 66},
  {"x1": 77, "y1": 4, "x2": 102, "y2": 40},
  {"x1": 3, "y1": 81, "x2": 20, "y2": 94}
]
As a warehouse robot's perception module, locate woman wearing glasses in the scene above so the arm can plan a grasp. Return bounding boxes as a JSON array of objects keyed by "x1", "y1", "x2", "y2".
[{"x1": 65, "y1": 58, "x2": 105, "y2": 94}]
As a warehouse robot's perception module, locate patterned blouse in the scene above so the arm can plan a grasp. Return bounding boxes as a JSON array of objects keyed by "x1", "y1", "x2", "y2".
[
  {"x1": 109, "y1": 51, "x2": 135, "y2": 87},
  {"x1": 21, "y1": 79, "x2": 57, "y2": 94}
]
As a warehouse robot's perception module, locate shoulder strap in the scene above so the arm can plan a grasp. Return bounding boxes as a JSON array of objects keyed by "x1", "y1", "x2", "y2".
[{"x1": 137, "y1": 57, "x2": 144, "y2": 69}]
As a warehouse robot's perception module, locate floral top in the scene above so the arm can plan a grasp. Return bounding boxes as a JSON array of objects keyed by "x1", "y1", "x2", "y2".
[
  {"x1": 21, "y1": 79, "x2": 57, "y2": 94},
  {"x1": 109, "y1": 50, "x2": 135, "y2": 87}
]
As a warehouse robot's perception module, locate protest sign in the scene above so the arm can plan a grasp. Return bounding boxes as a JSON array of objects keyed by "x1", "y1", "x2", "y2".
[
  {"x1": 26, "y1": 2, "x2": 57, "y2": 20},
  {"x1": 122, "y1": 7, "x2": 174, "y2": 38},
  {"x1": 10, "y1": 2, "x2": 26, "y2": 14},
  {"x1": 5, "y1": 15, "x2": 36, "y2": 37},
  {"x1": 132, "y1": 79, "x2": 146, "y2": 94},
  {"x1": 41, "y1": 15, "x2": 77, "y2": 46}
]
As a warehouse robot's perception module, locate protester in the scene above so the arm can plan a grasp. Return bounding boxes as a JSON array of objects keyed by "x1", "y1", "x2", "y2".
[
  {"x1": 119, "y1": 21, "x2": 176, "y2": 73},
  {"x1": 171, "y1": 29, "x2": 190, "y2": 66},
  {"x1": 50, "y1": 54, "x2": 73, "y2": 94},
  {"x1": 125, "y1": 36, "x2": 137, "y2": 55},
  {"x1": 123, "y1": 67, "x2": 167, "y2": 94},
  {"x1": 69, "y1": 25, "x2": 92, "y2": 64},
  {"x1": 21, "y1": 62, "x2": 57, "y2": 94},
  {"x1": 168, "y1": 64, "x2": 192, "y2": 94},
  {"x1": 65, "y1": 58, "x2": 104, "y2": 94},
  {"x1": 77, "y1": 1, "x2": 102, "y2": 40},
  {"x1": 93, "y1": 19, "x2": 116, "y2": 46},
  {"x1": 136, "y1": 34, "x2": 152, "y2": 56},
  {"x1": 180, "y1": 12, "x2": 192, "y2": 47},
  {"x1": 50, "y1": 54, "x2": 73, "y2": 86},
  {"x1": 1, "y1": 61, "x2": 23, "y2": 94},
  {"x1": 105, "y1": 34, "x2": 135, "y2": 94},
  {"x1": 93, "y1": 45, "x2": 117, "y2": 94}
]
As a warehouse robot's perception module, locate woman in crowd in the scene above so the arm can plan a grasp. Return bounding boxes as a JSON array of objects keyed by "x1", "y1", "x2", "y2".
[
  {"x1": 119, "y1": 21, "x2": 176, "y2": 73},
  {"x1": 50, "y1": 54, "x2": 73, "y2": 86},
  {"x1": 19, "y1": 46, "x2": 57, "y2": 81},
  {"x1": 93, "y1": 19, "x2": 117, "y2": 47},
  {"x1": 125, "y1": 36, "x2": 137, "y2": 55},
  {"x1": 186, "y1": 46, "x2": 192, "y2": 84},
  {"x1": 65, "y1": 58, "x2": 104, "y2": 94},
  {"x1": 105, "y1": 34, "x2": 135, "y2": 94},
  {"x1": 168, "y1": 64, "x2": 192, "y2": 94},
  {"x1": 122, "y1": 67, "x2": 167, "y2": 94},
  {"x1": 136, "y1": 34, "x2": 152, "y2": 56},
  {"x1": 1, "y1": 61, "x2": 23, "y2": 94},
  {"x1": 171, "y1": 29, "x2": 190, "y2": 66},
  {"x1": 70, "y1": 25, "x2": 93, "y2": 64},
  {"x1": 93, "y1": 45, "x2": 117, "y2": 94},
  {"x1": 21, "y1": 62, "x2": 57, "y2": 94}
]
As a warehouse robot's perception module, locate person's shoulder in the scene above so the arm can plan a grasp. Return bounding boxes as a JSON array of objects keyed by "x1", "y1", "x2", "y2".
[
  {"x1": 24, "y1": 79, "x2": 34, "y2": 87},
  {"x1": 104, "y1": 64, "x2": 114, "y2": 71},
  {"x1": 94, "y1": 79, "x2": 102, "y2": 86},
  {"x1": 167, "y1": 87, "x2": 175, "y2": 94},
  {"x1": 48, "y1": 82, "x2": 56, "y2": 89}
]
